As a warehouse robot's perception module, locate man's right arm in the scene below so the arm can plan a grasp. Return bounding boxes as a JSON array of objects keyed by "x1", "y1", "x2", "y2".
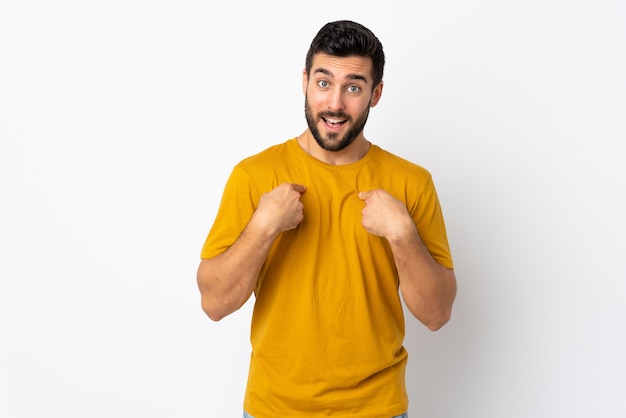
[{"x1": 197, "y1": 183, "x2": 306, "y2": 321}]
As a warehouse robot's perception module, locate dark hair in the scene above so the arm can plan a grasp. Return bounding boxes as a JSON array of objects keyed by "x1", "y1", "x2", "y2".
[{"x1": 305, "y1": 20, "x2": 385, "y2": 89}]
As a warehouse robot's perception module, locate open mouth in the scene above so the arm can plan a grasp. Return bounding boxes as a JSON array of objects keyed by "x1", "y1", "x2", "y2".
[{"x1": 322, "y1": 117, "x2": 347, "y2": 128}]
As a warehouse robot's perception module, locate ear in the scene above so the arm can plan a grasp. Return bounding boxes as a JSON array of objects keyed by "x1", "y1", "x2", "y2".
[
  {"x1": 302, "y1": 68, "x2": 309, "y2": 95},
  {"x1": 370, "y1": 81, "x2": 384, "y2": 107}
]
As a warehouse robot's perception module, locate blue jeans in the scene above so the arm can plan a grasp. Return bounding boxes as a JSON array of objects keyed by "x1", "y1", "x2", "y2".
[{"x1": 243, "y1": 412, "x2": 407, "y2": 417}]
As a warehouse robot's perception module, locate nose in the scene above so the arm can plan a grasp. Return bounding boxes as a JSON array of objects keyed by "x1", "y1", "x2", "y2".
[{"x1": 327, "y1": 87, "x2": 345, "y2": 111}]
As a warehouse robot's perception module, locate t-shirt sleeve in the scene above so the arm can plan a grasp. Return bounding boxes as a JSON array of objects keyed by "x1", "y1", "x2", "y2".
[
  {"x1": 410, "y1": 174, "x2": 454, "y2": 269},
  {"x1": 200, "y1": 165, "x2": 258, "y2": 259}
]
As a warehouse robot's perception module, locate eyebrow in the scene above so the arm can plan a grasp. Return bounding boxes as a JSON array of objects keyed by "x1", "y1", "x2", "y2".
[{"x1": 313, "y1": 67, "x2": 368, "y2": 82}]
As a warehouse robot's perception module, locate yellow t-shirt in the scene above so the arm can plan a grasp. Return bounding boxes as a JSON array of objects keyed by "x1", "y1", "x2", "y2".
[{"x1": 202, "y1": 138, "x2": 453, "y2": 417}]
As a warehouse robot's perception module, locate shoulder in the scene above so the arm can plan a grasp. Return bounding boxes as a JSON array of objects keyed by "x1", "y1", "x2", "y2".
[
  {"x1": 236, "y1": 138, "x2": 296, "y2": 170},
  {"x1": 225, "y1": 138, "x2": 301, "y2": 192},
  {"x1": 371, "y1": 144, "x2": 432, "y2": 180}
]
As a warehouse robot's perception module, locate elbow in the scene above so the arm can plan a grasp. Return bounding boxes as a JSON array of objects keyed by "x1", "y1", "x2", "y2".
[
  {"x1": 202, "y1": 302, "x2": 226, "y2": 322},
  {"x1": 197, "y1": 260, "x2": 229, "y2": 321},
  {"x1": 200, "y1": 289, "x2": 243, "y2": 322},
  {"x1": 411, "y1": 304, "x2": 453, "y2": 331},
  {"x1": 424, "y1": 274, "x2": 457, "y2": 331},
  {"x1": 424, "y1": 309, "x2": 452, "y2": 331},
  {"x1": 201, "y1": 297, "x2": 227, "y2": 322}
]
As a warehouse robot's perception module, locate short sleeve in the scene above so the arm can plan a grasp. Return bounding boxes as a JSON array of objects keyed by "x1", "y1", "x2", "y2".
[
  {"x1": 200, "y1": 165, "x2": 258, "y2": 259},
  {"x1": 410, "y1": 174, "x2": 454, "y2": 269}
]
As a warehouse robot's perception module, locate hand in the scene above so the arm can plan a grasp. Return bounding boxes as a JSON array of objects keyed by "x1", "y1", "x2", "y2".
[
  {"x1": 253, "y1": 183, "x2": 306, "y2": 235},
  {"x1": 358, "y1": 189, "x2": 413, "y2": 240}
]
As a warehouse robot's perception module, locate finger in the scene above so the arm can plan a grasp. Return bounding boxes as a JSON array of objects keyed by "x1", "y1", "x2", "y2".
[
  {"x1": 358, "y1": 190, "x2": 372, "y2": 200},
  {"x1": 291, "y1": 183, "x2": 307, "y2": 194}
]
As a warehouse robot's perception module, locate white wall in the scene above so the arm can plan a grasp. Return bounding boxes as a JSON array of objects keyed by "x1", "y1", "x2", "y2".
[{"x1": 1, "y1": 1, "x2": 625, "y2": 417}]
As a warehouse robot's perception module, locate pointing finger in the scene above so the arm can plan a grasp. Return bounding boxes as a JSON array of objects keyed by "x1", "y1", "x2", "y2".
[
  {"x1": 358, "y1": 190, "x2": 372, "y2": 200},
  {"x1": 291, "y1": 183, "x2": 306, "y2": 194}
]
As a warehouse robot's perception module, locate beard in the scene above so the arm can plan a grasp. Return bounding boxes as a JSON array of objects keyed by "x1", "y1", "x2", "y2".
[{"x1": 304, "y1": 96, "x2": 371, "y2": 152}]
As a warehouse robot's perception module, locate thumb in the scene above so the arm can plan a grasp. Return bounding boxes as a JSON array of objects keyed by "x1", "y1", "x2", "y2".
[
  {"x1": 358, "y1": 190, "x2": 371, "y2": 200},
  {"x1": 292, "y1": 183, "x2": 307, "y2": 194}
]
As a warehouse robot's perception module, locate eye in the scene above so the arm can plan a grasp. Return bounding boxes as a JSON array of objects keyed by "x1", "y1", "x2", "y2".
[
  {"x1": 347, "y1": 85, "x2": 361, "y2": 93},
  {"x1": 317, "y1": 80, "x2": 330, "y2": 88}
]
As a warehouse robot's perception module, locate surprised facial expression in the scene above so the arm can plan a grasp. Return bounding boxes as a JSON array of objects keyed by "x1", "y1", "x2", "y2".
[{"x1": 304, "y1": 53, "x2": 382, "y2": 152}]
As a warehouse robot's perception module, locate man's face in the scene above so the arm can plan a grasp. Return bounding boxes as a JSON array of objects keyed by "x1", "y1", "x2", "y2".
[{"x1": 303, "y1": 53, "x2": 382, "y2": 152}]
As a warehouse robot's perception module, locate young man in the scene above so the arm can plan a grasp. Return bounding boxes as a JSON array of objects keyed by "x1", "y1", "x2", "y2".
[{"x1": 197, "y1": 20, "x2": 457, "y2": 418}]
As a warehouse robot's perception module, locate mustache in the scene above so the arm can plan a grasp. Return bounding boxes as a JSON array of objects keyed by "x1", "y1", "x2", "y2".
[{"x1": 318, "y1": 111, "x2": 351, "y2": 120}]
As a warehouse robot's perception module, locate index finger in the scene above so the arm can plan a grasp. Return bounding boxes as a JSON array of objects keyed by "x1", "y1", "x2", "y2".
[
  {"x1": 358, "y1": 190, "x2": 372, "y2": 200},
  {"x1": 291, "y1": 183, "x2": 306, "y2": 194}
]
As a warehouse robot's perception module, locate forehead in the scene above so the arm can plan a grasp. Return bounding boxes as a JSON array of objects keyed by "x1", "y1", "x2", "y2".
[{"x1": 310, "y1": 53, "x2": 374, "y2": 83}]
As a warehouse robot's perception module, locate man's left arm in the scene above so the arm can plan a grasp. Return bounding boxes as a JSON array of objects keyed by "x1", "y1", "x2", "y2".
[{"x1": 358, "y1": 189, "x2": 457, "y2": 330}]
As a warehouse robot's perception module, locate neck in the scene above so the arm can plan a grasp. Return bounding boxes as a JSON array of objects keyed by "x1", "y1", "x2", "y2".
[{"x1": 297, "y1": 130, "x2": 370, "y2": 165}]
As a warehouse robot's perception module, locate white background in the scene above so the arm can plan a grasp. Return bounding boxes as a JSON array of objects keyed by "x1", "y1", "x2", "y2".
[{"x1": 1, "y1": 1, "x2": 625, "y2": 417}]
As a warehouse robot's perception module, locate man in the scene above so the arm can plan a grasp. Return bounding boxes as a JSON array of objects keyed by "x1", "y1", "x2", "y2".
[{"x1": 197, "y1": 20, "x2": 457, "y2": 418}]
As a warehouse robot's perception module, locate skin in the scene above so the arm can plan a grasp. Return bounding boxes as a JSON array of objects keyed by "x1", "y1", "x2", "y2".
[
  {"x1": 197, "y1": 52, "x2": 457, "y2": 330},
  {"x1": 298, "y1": 53, "x2": 381, "y2": 165}
]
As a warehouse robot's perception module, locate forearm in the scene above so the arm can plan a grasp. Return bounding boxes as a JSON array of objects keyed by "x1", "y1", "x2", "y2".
[
  {"x1": 197, "y1": 183, "x2": 306, "y2": 321},
  {"x1": 197, "y1": 218, "x2": 278, "y2": 321},
  {"x1": 388, "y1": 226, "x2": 457, "y2": 331}
]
